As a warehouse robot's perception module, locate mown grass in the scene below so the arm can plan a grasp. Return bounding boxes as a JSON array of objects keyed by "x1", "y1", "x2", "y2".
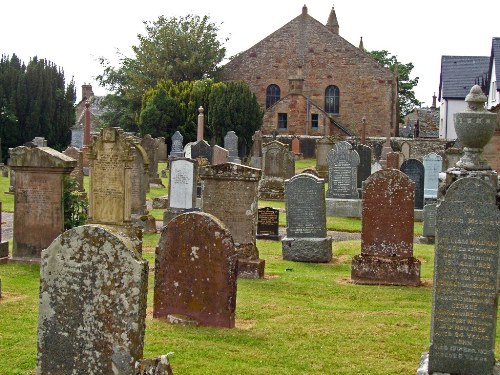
[{"x1": 3, "y1": 237, "x2": 500, "y2": 374}]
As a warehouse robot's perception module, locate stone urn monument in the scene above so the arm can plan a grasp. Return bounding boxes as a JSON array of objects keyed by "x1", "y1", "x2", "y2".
[{"x1": 454, "y1": 85, "x2": 497, "y2": 170}]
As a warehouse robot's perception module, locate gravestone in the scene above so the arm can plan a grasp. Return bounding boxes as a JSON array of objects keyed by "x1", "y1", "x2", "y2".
[
  {"x1": 0, "y1": 202, "x2": 8, "y2": 259},
  {"x1": 423, "y1": 152, "x2": 442, "y2": 201},
  {"x1": 36, "y1": 224, "x2": 148, "y2": 374},
  {"x1": 418, "y1": 178, "x2": 500, "y2": 375},
  {"x1": 169, "y1": 131, "x2": 184, "y2": 158},
  {"x1": 224, "y1": 131, "x2": 241, "y2": 163},
  {"x1": 63, "y1": 146, "x2": 84, "y2": 191},
  {"x1": 156, "y1": 137, "x2": 167, "y2": 162},
  {"x1": 191, "y1": 139, "x2": 212, "y2": 165},
  {"x1": 351, "y1": 169, "x2": 421, "y2": 286},
  {"x1": 8, "y1": 166, "x2": 15, "y2": 193},
  {"x1": 154, "y1": 212, "x2": 237, "y2": 328},
  {"x1": 258, "y1": 140, "x2": 295, "y2": 200},
  {"x1": 9, "y1": 146, "x2": 76, "y2": 259},
  {"x1": 315, "y1": 136, "x2": 335, "y2": 178},
  {"x1": 163, "y1": 158, "x2": 198, "y2": 225},
  {"x1": 291, "y1": 137, "x2": 301, "y2": 158},
  {"x1": 371, "y1": 161, "x2": 382, "y2": 173},
  {"x1": 212, "y1": 145, "x2": 229, "y2": 165},
  {"x1": 354, "y1": 144, "x2": 372, "y2": 192},
  {"x1": 130, "y1": 142, "x2": 156, "y2": 233},
  {"x1": 88, "y1": 127, "x2": 135, "y2": 229},
  {"x1": 256, "y1": 207, "x2": 280, "y2": 241},
  {"x1": 250, "y1": 130, "x2": 263, "y2": 168},
  {"x1": 1, "y1": 164, "x2": 8, "y2": 177},
  {"x1": 386, "y1": 152, "x2": 400, "y2": 169},
  {"x1": 141, "y1": 134, "x2": 163, "y2": 187},
  {"x1": 201, "y1": 163, "x2": 264, "y2": 278},
  {"x1": 32, "y1": 137, "x2": 48, "y2": 147},
  {"x1": 401, "y1": 141, "x2": 411, "y2": 160},
  {"x1": 419, "y1": 203, "x2": 437, "y2": 244},
  {"x1": 400, "y1": 158, "x2": 425, "y2": 209},
  {"x1": 326, "y1": 141, "x2": 360, "y2": 199},
  {"x1": 282, "y1": 174, "x2": 332, "y2": 262}
]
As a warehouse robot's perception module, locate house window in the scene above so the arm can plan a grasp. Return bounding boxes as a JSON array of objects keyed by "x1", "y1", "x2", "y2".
[
  {"x1": 278, "y1": 113, "x2": 287, "y2": 129},
  {"x1": 325, "y1": 85, "x2": 340, "y2": 114},
  {"x1": 311, "y1": 113, "x2": 319, "y2": 128},
  {"x1": 266, "y1": 84, "x2": 280, "y2": 108}
]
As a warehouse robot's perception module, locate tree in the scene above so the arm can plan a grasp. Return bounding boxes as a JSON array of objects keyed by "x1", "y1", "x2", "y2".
[
  {"x1": 0, "y1": 54, "x2": 75, "y2": 161},
  {"x1": 208, "y1": 81, "x2": 263, "y2": 153},
  {"x1": 367, "y1": 50, "x2": 421, "y2": 123},
  {"x1": 97, "y1": 14, "x2": 227, "y2": 131}
]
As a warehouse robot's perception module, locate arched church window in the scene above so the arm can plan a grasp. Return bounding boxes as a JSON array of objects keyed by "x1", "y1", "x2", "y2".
[
  {"x1": 325, "y1": 85, "x2": 340, "y2": 114},
  {"x1": 266, "y1": 84, "x2": 280, "y2": 108}
]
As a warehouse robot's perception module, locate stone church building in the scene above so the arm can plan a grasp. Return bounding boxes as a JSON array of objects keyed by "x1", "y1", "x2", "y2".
[{"x1": 222, "y1": 5, "x2": 398, "y2": 138}]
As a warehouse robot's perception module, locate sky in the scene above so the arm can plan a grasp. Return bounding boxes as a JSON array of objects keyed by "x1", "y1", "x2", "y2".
[{"x1": 2, "y1": 0, "x2": 499, "y2": 107}]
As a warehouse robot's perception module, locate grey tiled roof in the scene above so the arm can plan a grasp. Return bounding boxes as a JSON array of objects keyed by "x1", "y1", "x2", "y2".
[
  {"x1": 439, "y1": 55, "x2": 489, "y2": 100},
  {"x1": 489, "y1": 37, "x2": 500, "y2": 89}
]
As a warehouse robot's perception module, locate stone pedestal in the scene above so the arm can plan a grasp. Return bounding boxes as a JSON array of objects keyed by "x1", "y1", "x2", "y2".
[
  {"x1": 351, "y1": 255, "x2": 421, "y2": 286},
  {"x1": 237, "y1": 258, "x2": 266, "y2": 279},
  {"x1": 282, "y1": 237, "x2": 332, "y2": 263}
]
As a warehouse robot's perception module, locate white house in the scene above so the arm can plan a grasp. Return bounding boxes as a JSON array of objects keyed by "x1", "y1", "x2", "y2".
[{"x1": 487, "y1": 37, "x2": 500, "y2": 110}]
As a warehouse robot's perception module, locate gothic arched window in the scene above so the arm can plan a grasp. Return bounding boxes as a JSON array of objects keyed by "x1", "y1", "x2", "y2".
[
  {"x1": 266, "y1": 84, "x2": 280, "y2": 108},
  {"x1": 325, "y1": 85, "x2": 340, "y2": 114}
]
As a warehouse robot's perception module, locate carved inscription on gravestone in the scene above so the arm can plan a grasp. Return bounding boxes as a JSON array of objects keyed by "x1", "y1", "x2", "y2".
[
  {"x1": 257, "y1": 207, "x2": 279, "y2": 237},
  {"x1": 428, "y1": 178, "x2": 500, "y2": 375},
  {"x1": 169, "y1": 159, "x2": 196, "y2": 209},
  {"x1": 327, "y1": 141, "x2": 359, "y2": 199}
]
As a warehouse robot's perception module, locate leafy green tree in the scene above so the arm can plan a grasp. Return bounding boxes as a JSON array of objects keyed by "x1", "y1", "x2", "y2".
[
  {"x1": 97, "y1": 14, "x2": 227, "y2": 132},
  {"x1": 208, "y1": 81, "x2": 263, "y2": 153},
  {"x1": 367, "y1": 50, "x2": 421, "y2": 123},
  {"x1": 0, "y1": 54, "x2": 75, "y2": 161},
  {"x1": 139, "y1": 87, "x2": 183, "y2": 138}
]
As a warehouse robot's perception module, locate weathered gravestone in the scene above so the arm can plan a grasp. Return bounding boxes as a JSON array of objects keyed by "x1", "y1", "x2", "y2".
[
  {"x1": 130, "y1": 142, "x2": 156, "y2": 234},
  {"x1": 291, "y1": 137, "x2": 301, "y2": 158},
  {"x1": 36, "y1": 224, "x2": 148, "y2": 374},
  {"x1": 1, "y1": 164, "x2": 8, "y2": 177},
  {"x1": 163, "y1": 157, "x2": 198, "y2": 225},
  {"x1": 418, "y1": 178, "x2": 500, "y2": 375},
  {"x1": 401, "y1": 141, "x2": 411, "y2": 160},
  {"x1": 156, "y1": 136, "x2": 167, "y2": 162},
  {"x1": 154, "y1": 212, "x2": 237, "y2": 328},
  {"x1": 191, "y1": 139, "x2": 212, "y2": 165},
  {"x1": 256, "y1": 207, "x2": 281, "y2": 241},
  {"x1": 250, "y1": 130, "x2": 263, "y2": 169},
  {"x1": 419, "y1": 203, "x2": 436, "y2": 244},
  {"x1": 224, "y1": 130, "x2": 241, "y2": 163},
  {"x1": 315, "y1": 136, "x2": 335, "y2": 178},
  {"x1": 400, "y1": 158, "x2": 425, "y2": 209},
  {"x1": 63, "y1": 146, "x2": 84, "y2": 191},
  {"x1": 423, "y1": 152, "x2": 443, "y2": 201},
  {"x1": 258, "y1": 140, "x2": 295, "y2": 200},
  {"x1": 351, "y1": 169, "x2": 421, "y2": 286},
  {"x1": 169, "y1": 131, "x2": 184, "y2": 158},
  {"x1": 141, "y1": 134, "x2": 164, "y2": 187},
  {"x1": 354, "y1": 143, "x2": 372, "y2": 193},
  {"x1": 386, "y1": 152, "x2": 400, "y2": 169},
  {"x1": 371, "y1": 161, "x2": 382, "y2": 174},
  {"x1": 32, "y1": 137, "x2": 48, "y2": 147},
  {"x1": 9, "y1": 146, "x2": 76, "y2": 259},
  {"x1": 212, "y1": 145, "x2": 229, "y2": 165},
  {"x1": 282, "y1": 173, "x2": 332, "y2": 262},
  {"x1": 326, "y1": 141, "x2": 360, "y2": 199},
  {"x1": 0, "y1": 202, "x2": 8, "y2": 259},
  {"x1": 200, "y1": 163, "x2": 264, "y2": 278}
]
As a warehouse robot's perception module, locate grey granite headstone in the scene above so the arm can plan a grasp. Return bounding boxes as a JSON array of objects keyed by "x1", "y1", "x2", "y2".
[
  {"x1": 36, "y1": 224, "x2": 148, "y2": 374},
  {"x1": 224, "y1": 131, "x2": 240, "y2": 163},
  {"x1": 282, "y1": 173, "x2": 332, "y2": 262},
  {"x1": 421, "y1": 203, "x2": 437, "y2": 238},
  {"x1": 354, "y1": 144, "x2": 372, "y2": 193},
  {"x1": 400, "y1": 158, "x2": 424, "y2": 209},
  {"x1": 326, "y1": 141, "x2": 360, "y2": 199},
  {"x1": 423, "y1": 152, "x2": 442, "y2": 200},
  {"x1": 170, "y1": 131, "x2": 184, "y2": 158},
  {"x1": 424, "y1": 178, "x2": 500, "y2": 375},
  {"x1": 191, "y1": 140, "x2": 212, "y2": 164}
]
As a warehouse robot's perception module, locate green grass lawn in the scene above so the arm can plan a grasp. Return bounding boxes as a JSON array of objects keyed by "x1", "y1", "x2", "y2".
[{"x1": 3, "y1": 237, "x2": 500, "y2": 374}]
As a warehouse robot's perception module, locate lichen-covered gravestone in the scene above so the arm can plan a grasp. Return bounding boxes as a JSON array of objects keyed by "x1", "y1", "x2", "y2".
[
  {"x1": 326, "y1": 141, "x2": 360, "y2": 199},
  {"x1": 418, "y1": 178, "x2": 500, "y2": 375},
  {"x1": 282, "y1": 173, "x2": 332, "y2": 262},
  {"x1": 9, "y1": 146, "x2": 76, "y2": 259},
  {"x1": 315, "y1": 136, "x2": 334, "y2": 178},
  {"x1": 154, "y1": 212, "x2": 237, "y2": 328},
  {"x1": 258, "y1": 140, "x2": 295, "y2": 200},
  {"x1": 351, "y1": 169, "x2": 421, "y2": 286},
  {"x1": 200, "y1": 163, "x2": 264, "y2": 278},
  {"x1": 36, "y1": 224, "x2": 148, "y2": 374}
]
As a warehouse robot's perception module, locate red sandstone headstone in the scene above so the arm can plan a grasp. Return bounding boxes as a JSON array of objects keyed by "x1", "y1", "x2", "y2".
[
  {"x1": 154, "y1": 212, "x2": 238, "y2": 328},
  {"x1": 351, "y1": 169, "x2": 421, "y2": 286},
  {"x1": 291, "y1": 137, "x2": 301, "y2": 156},
  {"x1": 386, "y1": 152, "x2": 400, "y2": 169}
]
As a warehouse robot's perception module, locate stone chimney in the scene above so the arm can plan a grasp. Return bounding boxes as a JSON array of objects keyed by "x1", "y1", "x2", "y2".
[
  {"x1": 431, "y1": 93, "x2": 437, "y2": 110},
  {"x1": 82, "y1": 84, "x2": 94, "y2": 102},
  {"x1": 302, "y1": 4, "x2": 307, "y2": 15},
  {"x1": 359, "y1": 36, "x2": 364, "y2": 50},
  {"x1": 326, "y1": 6, "x2": 339, "y2": 35}
]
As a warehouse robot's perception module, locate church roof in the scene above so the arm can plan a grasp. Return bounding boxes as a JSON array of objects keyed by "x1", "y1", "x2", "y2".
[{"x1": 439, "y1": 55, "x2": 489, "y2": 100}]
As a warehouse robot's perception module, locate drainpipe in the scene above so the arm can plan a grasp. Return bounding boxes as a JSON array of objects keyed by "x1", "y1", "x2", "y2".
[{"x1": 305, "y1": 96, "x2": 309, "y2": 135}]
